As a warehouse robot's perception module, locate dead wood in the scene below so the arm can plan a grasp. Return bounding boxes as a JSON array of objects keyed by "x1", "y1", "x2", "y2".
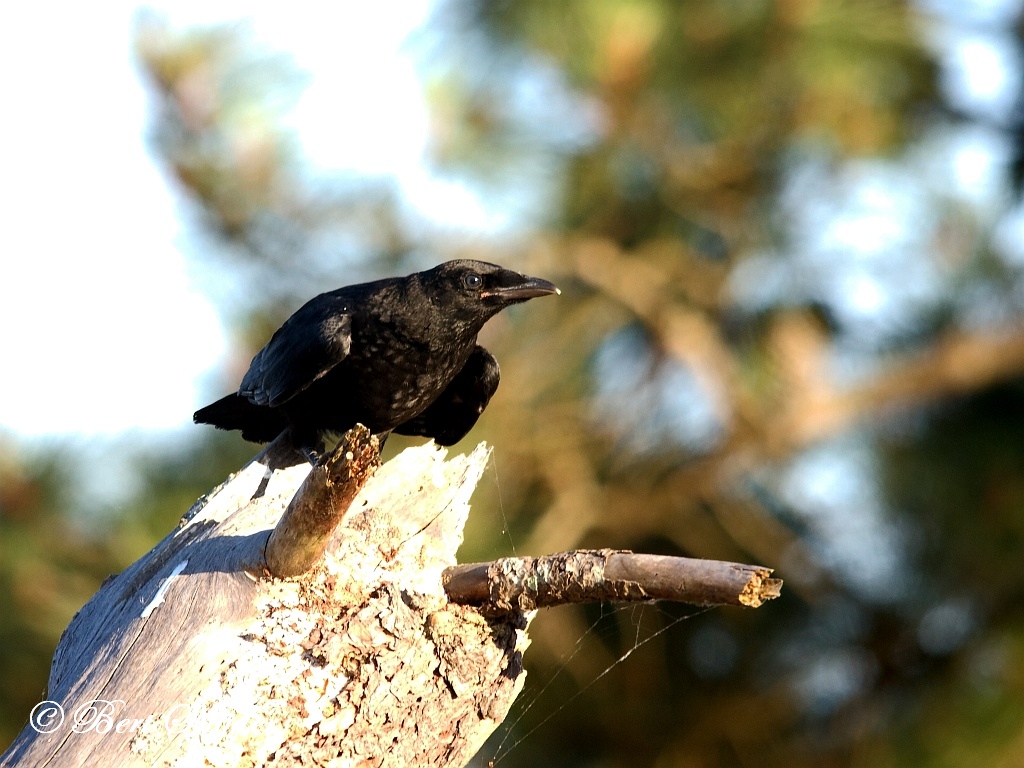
[
  {"x1": 264, "y1": 425, "x2": 381, "y2": 578},
  {"x1": 1, "y1": 433, "x2": 527, "y2": 768},
  {"x1": 2, "y1": 428, "x2": 781, "y2": 768},
  {"x1": 443, "y1": 551, "x2": 781, "y2": 613}
]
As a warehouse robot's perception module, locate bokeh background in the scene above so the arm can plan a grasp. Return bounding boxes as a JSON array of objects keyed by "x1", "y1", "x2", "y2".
[{"x1": 5, "y1": 1, "x2": 1024, "y2": 765}]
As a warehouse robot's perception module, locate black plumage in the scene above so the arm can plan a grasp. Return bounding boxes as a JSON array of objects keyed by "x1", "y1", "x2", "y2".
[{"x1": 194, "y1": 260, "x2": 558, "y2": 459}]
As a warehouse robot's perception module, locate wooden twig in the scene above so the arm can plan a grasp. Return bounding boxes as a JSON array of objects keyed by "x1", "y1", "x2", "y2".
[
  {"x1": 263, "y1": 425, "x2": 381, "y2": 578},
  {"x1": 443, "y1": 550, "x2": 782, "y2": 612}
]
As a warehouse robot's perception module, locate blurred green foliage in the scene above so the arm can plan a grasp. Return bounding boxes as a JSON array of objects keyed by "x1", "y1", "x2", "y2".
[{"x1": 6, "y1": 2, "x2": 1024, "y2": 766}]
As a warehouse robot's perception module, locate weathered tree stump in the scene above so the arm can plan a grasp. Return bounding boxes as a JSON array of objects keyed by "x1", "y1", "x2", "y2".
[
  {"x1": 2, "y1": 426, "x2": 781, "y2": 768},
  {"x1": 2, "y1": 431, "x2": 528, "y2": 767}
]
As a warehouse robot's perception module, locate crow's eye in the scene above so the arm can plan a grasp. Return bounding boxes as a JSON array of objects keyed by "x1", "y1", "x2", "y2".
[{"x1": 463, "y1": 273, "x2": 483, "y2": 289}]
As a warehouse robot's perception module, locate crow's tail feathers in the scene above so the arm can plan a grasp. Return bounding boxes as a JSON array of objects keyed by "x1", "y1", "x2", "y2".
[{"x1": 193, "y1": 394, "x2": 287, "y2": 443}]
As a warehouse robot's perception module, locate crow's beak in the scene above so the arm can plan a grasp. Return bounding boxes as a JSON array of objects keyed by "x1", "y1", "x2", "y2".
[{"x1": 483, "y1": 275, "x2": 560, "y2": 301}]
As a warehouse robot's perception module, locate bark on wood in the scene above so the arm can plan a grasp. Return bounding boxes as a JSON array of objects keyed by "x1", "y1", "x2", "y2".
[
  {"x1": 443, "y1": 551, "x2": 782, "y2": 613},
  {"x1": 264, "y1": 425, "x2": 381, "y2": 578},
  {"x1": 1, "y1": 435, "x2": 529, "y2": 768},
  {"x1": 2, "y1": 429, "x2": 783, "y2": 768}
]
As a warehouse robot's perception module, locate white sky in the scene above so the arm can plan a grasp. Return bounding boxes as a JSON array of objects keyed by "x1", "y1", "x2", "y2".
[{"x1": 0, "y1": 1, "x2": 483, "y2": 438}]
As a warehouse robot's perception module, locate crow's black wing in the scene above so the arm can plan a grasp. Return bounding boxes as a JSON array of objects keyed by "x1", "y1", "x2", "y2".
[
  {"x1": 393, "y1": 345, "x2": 500, "y2": 446},
  {"x1": 239, "y1": 297, "x2": 352, "y2": 407}
]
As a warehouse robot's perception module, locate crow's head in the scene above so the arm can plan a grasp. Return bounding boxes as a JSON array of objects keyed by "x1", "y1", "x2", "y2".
[{"x1": 422, "y1": 259, "x2": 559, "y2": 325}]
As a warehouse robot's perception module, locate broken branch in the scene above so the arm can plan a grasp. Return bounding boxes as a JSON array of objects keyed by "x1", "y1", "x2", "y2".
[
  {"x1": 263, "y1": 424, "x2": 381, "y2": 578},
  {"x1": 443, "y1": 550, "x2": 782, "y2": 612}
]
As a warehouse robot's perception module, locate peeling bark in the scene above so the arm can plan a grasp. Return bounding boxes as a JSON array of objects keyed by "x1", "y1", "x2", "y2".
[
  {"x1": 2, "y1": 431, "x2": 781, "y2": 768},
  {"x1": 263, "y1": 425, "x2": 381, "y2": 578},
  {"x1": 443, "y1": 551, "x2": 781, "y2": 612},
  {"x1": 1, "y1": 436, "x2": 527, "y2": 768}
]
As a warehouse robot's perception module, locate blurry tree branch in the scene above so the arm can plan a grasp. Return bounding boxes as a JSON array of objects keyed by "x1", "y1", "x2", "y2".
[
  {"x1": 133, "y1": 16, "x2": 414, "y2": 310},
  {"x1": 561, "y1": 235, "x2": 1024, "y2": 460}
]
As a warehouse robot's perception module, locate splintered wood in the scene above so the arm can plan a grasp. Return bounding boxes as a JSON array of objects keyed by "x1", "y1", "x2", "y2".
[
  {"x1": 264, "y1": 425, "x2": 382, "y2": 578},
  {"x1": 1, "y1": 437, "x2": 528, "y2": 768},
  {"x1": 2, "y1": 430, "x2": 781, "y2": 768}
]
